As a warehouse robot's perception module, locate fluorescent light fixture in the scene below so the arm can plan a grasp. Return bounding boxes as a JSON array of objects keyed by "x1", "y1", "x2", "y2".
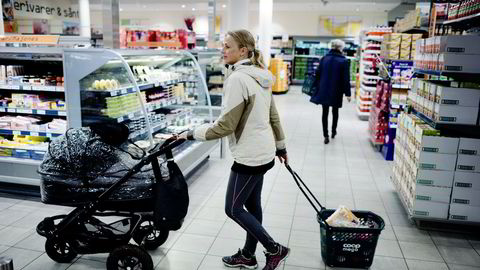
[
  {"x1": 222, "y1": 4, "x2": 227, "y2": 8},
  {"x1": 119, "y1": 8, "x2": 123, "y2": 12},
  {"x1": 181, "y1": 4, "x2": 186, "y2": 8},
  {"x1": 192, "y1": 7, "x2": 196, "y2": 11},
  {"x1": 356, "y1": 8, "x2": 360, "y2": 11}
]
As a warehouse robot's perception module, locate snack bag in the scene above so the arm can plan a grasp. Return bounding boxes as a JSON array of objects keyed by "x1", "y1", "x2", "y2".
[{"x1": 326, "y1": 205, "x2": 360, "y2": 227}]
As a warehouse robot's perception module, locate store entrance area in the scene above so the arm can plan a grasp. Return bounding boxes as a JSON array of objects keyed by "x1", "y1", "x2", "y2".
[{"x1": 0, "y1": 86, "x2": 479, "y2": 270}]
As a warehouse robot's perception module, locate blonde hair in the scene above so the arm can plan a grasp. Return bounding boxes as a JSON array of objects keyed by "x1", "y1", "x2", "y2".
[{"x1": 227, "y1": 29, "x2": 265, "y2": 69}]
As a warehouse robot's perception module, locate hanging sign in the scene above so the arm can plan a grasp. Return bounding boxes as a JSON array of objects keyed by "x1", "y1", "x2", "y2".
[{"x1": 0, "y1": 35, "x2": 59, "y2": 44}]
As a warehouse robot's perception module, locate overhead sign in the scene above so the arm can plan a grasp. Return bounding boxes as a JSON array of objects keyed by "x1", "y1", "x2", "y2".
[
  {"x1": 0, "y1": 35, "x2": 59, "y2": 44},
  {"x1": 12, "y1": 0, "x2": 79, "y2": 19}
]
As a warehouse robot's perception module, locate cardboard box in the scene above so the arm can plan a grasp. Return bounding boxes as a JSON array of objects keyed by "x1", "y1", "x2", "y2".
[
  {"x1": 458, "y1": 138, "x2": 480, "y2": 156},
  {"x1": 453, "y1": 171, "x2": 480, "y2": 190},
  {"x1": 449, "y1": 203, "x2": 480, "y2": 222},
  {"x1": 415, "y1": 185, "x2": 452, "y2": 203},
  {"x1": 438, "y1": 35, "x2": 480, "y2": 54},
  {"x1": 438, "y1": 53, "x2": 480, "y2": 73},
  {"x1": 418, "y1": 136, "x2": 459, "y2": 154},
  {"x1": 416, "y1": 169, "x2": 454, "y2": 187},
  {"x1": 416, "y1": 152, "x2": 457, "y2": 171},
  {"x1": 456, "y1": 154, "x2": 480, "y2": 173},
  {"x1": 433, "y1": 104, "x2": 479, "y2": 125},
  {"x1": 451, "y1": 187, "x2": 480, "y2": 206},
  {"x1": 435, "y1": 85, "x2": 480, "y2": 107},
  {"x1": 412, "y1": 200, "x2": 449, "y2": 219}
]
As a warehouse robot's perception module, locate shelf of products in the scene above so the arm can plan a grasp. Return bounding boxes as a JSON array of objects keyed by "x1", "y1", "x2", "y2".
[
  {"x1": 0, "y1": 48, "x2": 66, "y2": 186},
  {"x1": 0, "y1": 48, "x2": 221, "y2": 187},
  {"x1": 390, "y1": 13, "x2": 480, "y2": 225},
  {"x1": 203, "y1": 50, "x2": 224, "y2": 107},
  {"x1": 357, "y1": 27, "x2": 392, "y2": 119},
  {"x1": 393, "y1": 3, "x2": 430, "y2": 33}
]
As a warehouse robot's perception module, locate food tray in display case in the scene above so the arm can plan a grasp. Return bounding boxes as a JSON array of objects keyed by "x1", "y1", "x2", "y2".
[{"x1": 63, "y1": 49, "x2": 220, "y2": 177}]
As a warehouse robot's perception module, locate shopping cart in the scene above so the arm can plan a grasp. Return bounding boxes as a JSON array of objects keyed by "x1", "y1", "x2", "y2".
[{"x1": 285, "y1": 164, "x2": 385, "y2": 269}]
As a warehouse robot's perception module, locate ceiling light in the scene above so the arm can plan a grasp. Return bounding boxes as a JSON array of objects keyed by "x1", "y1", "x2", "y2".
[
  {"x1": 119, "y1": 8, "x2": 123, "y2": 12},
  {"x1": 356, "y1": 8, "x2": 360, "y2": 11},
  {"x1": 181, "y1": 4, "x2": 186, "y2": 8},
  {"x1": 143, "y1": 5, "x2": 146, "y2": 8},
  {"x1": 222, "y1": 4, "x2": 227, "y2": 8},
  {"x1": 192, "y1": 7, "x2": 196, "y2": 11}
]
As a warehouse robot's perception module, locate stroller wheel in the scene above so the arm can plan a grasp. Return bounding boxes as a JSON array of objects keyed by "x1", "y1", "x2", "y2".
[
  {"x1": 141, "y1": 219, "x2": 169, "y2": 250},
  {"x1": 107, "y1": 244, "x2": 153, "y2": 270},
  {"x1": 45, "y1": 238, "x2": 77, "y2": 263}
]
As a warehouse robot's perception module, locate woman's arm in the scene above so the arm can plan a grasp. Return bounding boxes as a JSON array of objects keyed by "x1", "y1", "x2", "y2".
[
  {"x1": 187, "y1": 75, "x2": 246, "y2": 141},
  {"x1": 270, "y1": 96, "x2": 286, "y2": 154}
]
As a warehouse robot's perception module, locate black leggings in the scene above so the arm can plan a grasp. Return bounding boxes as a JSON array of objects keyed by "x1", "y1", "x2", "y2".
[
  {"x1": 322, "y1": 105, "x2": 339, "y2": 138},
  {"x1": 224, "y1": 170, "x2": 277, "y2": 255}
]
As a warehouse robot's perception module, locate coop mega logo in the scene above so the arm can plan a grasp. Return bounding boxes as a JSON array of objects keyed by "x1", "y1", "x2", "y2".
[{"x1": 342, "y1": 243, "x2": 361, "y2": 252}]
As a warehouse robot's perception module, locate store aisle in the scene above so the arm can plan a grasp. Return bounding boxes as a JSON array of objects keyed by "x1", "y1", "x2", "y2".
[{"x1": 1, "y1": 86, "x2": 479, "y2": 270}]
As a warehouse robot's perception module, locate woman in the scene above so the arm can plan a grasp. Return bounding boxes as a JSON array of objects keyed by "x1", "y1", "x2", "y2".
[
  {"x1": 310, "y1": 39, "x2": 352, "y2": 144},
  {"x1": 180, "y1": 29, "x2": 289, "y2": 270}
]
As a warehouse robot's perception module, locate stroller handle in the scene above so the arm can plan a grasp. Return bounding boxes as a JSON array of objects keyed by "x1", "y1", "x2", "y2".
[{"x1": 147, "y1": 137, "x2": 186, "y2": 161}]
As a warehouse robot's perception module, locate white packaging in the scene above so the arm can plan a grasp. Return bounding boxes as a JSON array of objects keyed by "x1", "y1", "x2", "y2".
[
  {"x1": 456, "y1": 154, "x2": 480, "y2": 173},
  {"x1": 412, "y1": 200, "x2": 449, "y2": 219},
  {"x1": 416, "y1": 152, "x2": 457, "y2": 171},
  {"x1": 453, "y1": 171, "x2": 480, "y2": 190},
  {"x1": 451, "y1": 187, "x2": 480, "y2": 206},
  {"x1": 415, "y1": 169, "x2": 455, "y2": 187},
  {"x1": 415, "y1": 185, "x2": 452, "y2": 203},
  {"x1": 418, "y1": 136, "x2": 459, "y2": 154},
  {"x1": 433, "y1": 104, "x2": 479, "y2": 125},
  {"x1": 436, "y1": 85, "x2": 480, "y2": 107},
  {"x1": 438, "y1": 35, "x2": 480, "y2": 54},
  {"x1": 438, "y1": 53, "x2": 480, "y2": 73},
  {"x1": 449, "y1": 203, "x2": 480, "y2": 222},
  {"x1": 458, "y1": 138, "x2": 480, "y2": 156}
]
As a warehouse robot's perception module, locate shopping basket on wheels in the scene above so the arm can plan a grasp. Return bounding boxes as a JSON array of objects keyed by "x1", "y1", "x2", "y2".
[
  {"x1": 301, "y1": 71, "x2": 318, "y2": 96},
  {"x1": 285, "y1": 164, "x2": 385, "y2": 269}
]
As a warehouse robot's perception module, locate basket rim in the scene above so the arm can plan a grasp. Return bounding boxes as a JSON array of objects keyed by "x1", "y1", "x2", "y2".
[{"x1": 317, "y1": 209, "x2": 386, "y2": 232}]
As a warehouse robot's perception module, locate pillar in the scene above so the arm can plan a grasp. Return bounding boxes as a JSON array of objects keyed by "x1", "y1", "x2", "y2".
[
  {"x1": 102, "y1": 0, "x2": 120, "y2": 48},
  {"x1": 79, "y1": 0, "x2": 91, "y2": 38},
  {"x1": 258, "y1": 0, "x2": 273, "y2": 67},
  {"x1": 208, "y1": 0, "x2": 216, "y2": 43}
]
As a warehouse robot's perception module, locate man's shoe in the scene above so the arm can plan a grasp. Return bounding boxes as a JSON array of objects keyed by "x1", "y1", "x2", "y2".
[
  {"x1": 263, "y1": 244, "x2": 290, "y2": 270},
  {"x1": 324, "y1": 137, "x2": 330, "y2": 144},
  {"x1": 222, "y1": 249, "x2": 258, "y2": 269},
  {"x1": 332, "y1": 131, "x2": 337, "y2": 139}
]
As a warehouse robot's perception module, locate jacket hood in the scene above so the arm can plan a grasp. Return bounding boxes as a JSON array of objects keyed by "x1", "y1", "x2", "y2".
[{"x1": 234, "y1": 63, "x2": 275, "y2": 89}]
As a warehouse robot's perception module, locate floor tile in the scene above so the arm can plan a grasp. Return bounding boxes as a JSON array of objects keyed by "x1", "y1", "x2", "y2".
[
  {"x1": 378, "y1": 225, "x2": 396, "y2": 241},
  {"x1": 170, "y1": 233, "x2": 215, "y2": 254},
  {"x1": 0, "y1": 247, "x2": 42, "y2": 269},
  {"x1": 392, "y1": 226, "x2": 433, "y2": 244},
  {"x1": 375, "y1": 239, "x2": 403, "y2": 258},
  {"x1": 429, "y1": 231, "x2": 471, "y2": 248},
  {"x1": 286, "y1": 245, "x2": 325, "y2": 269},
  {"x1": 437, "y1": 245, "x2": 480, "y2": 266},
  {"x1": 0, "y1": 226, "x2": 32, "y2": 246},
  {"x1": 370, "y1": 256, "x2": 408, "y2": 270},
  {"x1": 284, "y1": 265, "x2": 320, "y2": 270},
  {"x1": 183, "y1": 218, "x2": 224, "y2": 237},
  {"x1": 14, "y1": 232, "x2": 46, "y2": 252},
  {"x1": 292, "y1": 216, "x2": 320, "y2": 233},
  {"x1": 155, "y1": 250, "x2": 205, "y2": 270},
  {"x1": 67, "y1": 258, "x2": 107, "y2": 269},
  {"x1": 405, "y1": 259, "x2": 449, "y2": 270},
  {"x1": 197, "y1": 255, "x2": 229, "y2": 270},
  {"x1": 399, "y1": 241, "x2": 444, "y2": 262},
  {"x1": 207, "y1": 237, "x2": 244, "y2": 257},
  {"x1": 448, "y1": 264, "x2": 480, "y2": 270},
  {"x1": 22, "y1": 253, "x2": 74, "y2": 270},
  {"x1": 263, "y1": 213, "x2": 294, "y2": 230},
  {"x1": 0, "y1": 209, "x2": 30, "y2": 226},
  {"x1": 288, "y1": 230, "x2": 321, "y2": 249}
]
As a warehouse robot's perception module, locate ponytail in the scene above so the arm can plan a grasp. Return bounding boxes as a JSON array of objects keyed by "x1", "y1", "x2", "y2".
[{"x1": 250, "y1": 49, "x2": 265, "y2": 69}]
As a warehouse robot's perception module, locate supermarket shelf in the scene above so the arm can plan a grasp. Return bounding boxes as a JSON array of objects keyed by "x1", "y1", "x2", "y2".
[
  {"x1": 147, "y1": 97, "x2": 181, "y2": 112},
  {"x1": 0, "y1": 84, "x2": 64, "y2": 92},
  {"x1": 85, "y1": 79, "x2": 183, "y2": 97},
  {"x1": 0, "y1": 129, "x2": 63, "y2": 137},
  {"x1": 443, "y1": 12, "x2": 480, "y2": 29},
  {"x1": 391, "y1": 84, "x2": 410, "y2": 89},
  {"x1": 411, "y1": 108, "x2": 480, "y2": 138},
  {"x1": 0, "y1": 156, "x2": 42, "y2": 165},
  {"x1": 364, "y1": 50, "x2": 381, "y2": 55},
  {"x1": 401, "y1": 27, "x2": 428, "y2": 34},
  {"x1": 356, "y1": 106, "x2": 370, "y2": 119},
  {"x1": 363, "y1": 74, "x2": 381, "y2": 80},
  {"x1": 413, "y1": 69, "x2": 480, "y2": 82},
  {"x1": 361, "y1": 84, "x2": 377, "y2": 92},
  {"x1": 0, "y1": 107, "x2": 67, "y2": 116},
  {"x1": 365, "y1": 35, "x2": 384, "y2": 41},
  {"x1": 116, "y1": 111, "x2": 144, "y2": 123},
  {"x1": 294, "y1": 55, "x2": 322, "y2": 58}
]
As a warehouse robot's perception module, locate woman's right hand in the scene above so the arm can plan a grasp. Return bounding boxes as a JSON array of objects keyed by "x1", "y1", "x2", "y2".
[{"x1": 277, "y1": 153, "x2": 288, "y2": 165}]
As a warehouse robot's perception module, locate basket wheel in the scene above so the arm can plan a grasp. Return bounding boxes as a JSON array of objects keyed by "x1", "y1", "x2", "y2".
[
  {"x1": 45, "y1": 237, "x2": 78, "y2": 263},
  {"x1": 107, "y1": 244, "x2": 153, "y2": 270}
]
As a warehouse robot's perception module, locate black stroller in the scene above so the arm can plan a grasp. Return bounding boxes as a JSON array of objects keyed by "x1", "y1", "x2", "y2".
[{"x1": 36, "y1": 127, "x2": 188, "y2": 270}]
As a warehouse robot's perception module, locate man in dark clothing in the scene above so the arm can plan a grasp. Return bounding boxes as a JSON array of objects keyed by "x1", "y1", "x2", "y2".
[{"x1": 310, "y1": 39, "x2": 352, "y2": 144}]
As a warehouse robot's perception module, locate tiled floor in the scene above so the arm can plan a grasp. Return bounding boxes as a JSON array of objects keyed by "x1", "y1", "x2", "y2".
[{"x1": 1, "y1": 86, "x2": 480, "y2": 269}]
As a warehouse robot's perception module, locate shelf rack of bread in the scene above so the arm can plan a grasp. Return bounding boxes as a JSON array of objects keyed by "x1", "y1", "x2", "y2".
[
  {"x1": 357, "y1": 27, "x2": 392, "y2": 119},
  {"x1": 390, "y1": 31, "x2": 480, "y2": 225}
]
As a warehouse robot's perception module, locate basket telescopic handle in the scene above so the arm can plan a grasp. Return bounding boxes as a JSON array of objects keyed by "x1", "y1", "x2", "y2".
[{"x1": 285, "y1": 164, "x2": 325, "y2": 214}]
